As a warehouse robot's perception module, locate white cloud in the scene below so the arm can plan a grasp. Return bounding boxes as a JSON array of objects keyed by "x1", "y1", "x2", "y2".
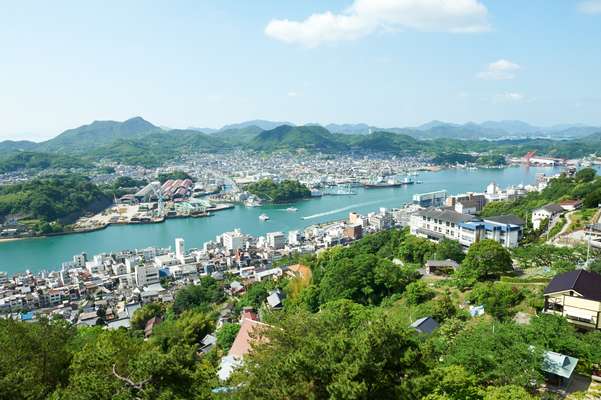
[
  {"x1": 578, "y1": 1, "x2": 601, "y2": 14},
  {"x1": 477, "y1": 59, "x2": 521, "y2": 80},
  {"x1": 265, "y1": 0, "x2": 490, "y2": 47},
  {"x1": 287, "y1": 91, "x2": 298, "y2": 97},
  {"x1": 493, "y1": 92, "x2": 525, "y2": 103}
]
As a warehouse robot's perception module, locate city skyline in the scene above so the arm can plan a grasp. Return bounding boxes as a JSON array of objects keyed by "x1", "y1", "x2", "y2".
[{"x1": 2, "y1": 0, "x2": 601, "y2": 140}]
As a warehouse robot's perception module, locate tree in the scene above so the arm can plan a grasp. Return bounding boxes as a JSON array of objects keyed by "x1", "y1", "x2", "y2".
[
  {"x1": 575, "y1": 167, "x2": 596, "y2": 183},
  {"x1": 435, "y1": 239, "x2": 466, "y2": 263},
  {"x1": 131, "y1": 302, "x2": 165, "y2": 331},
  {"x1": 404, "y1": 281, "x2": 436, "y2": 305},
  {"x1": 216, "y1": 323, "x2": 241, "y2": 352},
  {"x1": 173, "y1": 277, "x2": 223, "y2": 315},
  {"x1": 0, "y1": 317, "x2": 75, "y2": 400},
  {"x1": 482, "y1": 385, "x2": 535, "y2": 400},
  {"x1": 445, "y1": 321, "x2": 542, "y2": 387},
  {"x1": 231, "y1": 301, "x2": 423, "y2": 399},
  {"x1": 399, "y1": 235, "x2": 437, "y2": 264},
  {"x1": 458, "y1": 240, "x2": 513, "y2": 281},
  {"x1": 467, "y1": 283, "x2": 525, "y2": 321},
  {"x1": 584, "y1": 188, "x2": 601, "y2": 209}
]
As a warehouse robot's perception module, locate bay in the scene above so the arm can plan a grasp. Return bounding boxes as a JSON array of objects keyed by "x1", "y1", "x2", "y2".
[{"x1": 0, "y1": 166, "x2": 567, "y2": 274}]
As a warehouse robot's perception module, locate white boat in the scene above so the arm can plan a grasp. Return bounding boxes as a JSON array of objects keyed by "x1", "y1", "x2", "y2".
[
  {"x1": 286, "y1": 207, "x2": 298, "y2": 212},
  {"x1": 259, "y1": 213, "x2": 270, "y2": 221}
]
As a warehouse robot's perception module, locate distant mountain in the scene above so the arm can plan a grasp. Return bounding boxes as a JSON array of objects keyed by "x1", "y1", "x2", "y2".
[
  {"x1": 188, "y1": 127, "x2": 218, "y2": 134},
  {"x1": 325, "y1": 123, "x2": 372, "y2": 135},
  {"x1": 416, "y1": 120, "x2": 461, "y2": 131},
  {"x1": 249, "y1": 125, "x2": 348, "y2": 152},
  {"x1": 221, "y1": 120, "x2": 293, "y2": 131},
  {"x1": 210, "y1": 125, "x2": 263, "y2": 143},
  {"x1": 0, "y1": 139, "x2": 38, "y2": 154},
  {"x1": 479, "y1": 120, "x2": 540, "y2": 135},
  {"x1": 36, "y1": 116, "x2": 160, "y2": 152}
]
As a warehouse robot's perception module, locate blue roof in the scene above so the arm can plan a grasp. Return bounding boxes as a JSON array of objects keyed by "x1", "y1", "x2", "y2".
[{"x1": 20, "y1": 311, "x2": 34, "y2": 321}]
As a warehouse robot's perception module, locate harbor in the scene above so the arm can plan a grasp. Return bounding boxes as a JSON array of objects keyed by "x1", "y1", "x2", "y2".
[{"x1": 0, "y1": 166, "x2": 566, "y2": 274}]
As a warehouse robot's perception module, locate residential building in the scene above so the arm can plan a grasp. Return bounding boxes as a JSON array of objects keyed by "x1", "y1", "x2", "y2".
[
  {"x1": 543, "y1": 270, "x2": 601, "y2": 330},
  {"x1": 413, "y1": 190, "x2": 447, "y2": 208},
  {"x1": 223, "y1": 229, "x2": 244, "y2": 252},
  {"x1": 135, "y1": 263, "x2": 160, "y2": 287},
  {"x1": 266, "y1": 232, "x2": 285, "y2": 250},
  {"x1": 175, "y1": 238, "x2": 185, "y2": 261},
  {"x1": 409, "y1": 208, "x2": 524, "y2": 248},
  {"x1": 532, "y1": 204, "x2": 565, "y2": 230}
]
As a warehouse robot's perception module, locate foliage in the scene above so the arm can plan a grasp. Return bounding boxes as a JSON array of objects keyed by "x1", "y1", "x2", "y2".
[
  {"x1": 230, "y1": 301, "x2": 424, "y2": 399},
  {"x1": 216, "y1": 323, "x2": 241, "y2": 352},
  {"x1": 0, "y1": 151, "x2": 88, "y2": 173},
  {"x1": 435, "y1": 238, "x2": 466, "y2": 263},
  {"x1": 405, "y1": 281, "x2": 436, "y2": 305},
  {"x1": 235, "y1": 280, "x2": 278, "y2": 312},
  {"x1": 172, "y1": 277, "x2": 224, "y2": 315},
  {"x1": 0, "y1": 317, "x2": 75, "y2": 400},
  {"x1": 512, "y1": 243, "x2": 589, "y2": 271},
  {"x1": 399, "y1": 234, "x2": 437, "y2": 264},
  {"x1": 0, "y1": 174, "x2": 110, "y2": 231},
  {"x1": 575, "y1": 167, "x2": 596, "y2": 183},
  {"x1": 131, "y1": 302, "x2": 166, "y2": 331},
  {"x1": 467, "y1": 283, "x2": 526, "y2": 320},
  {"x1": 158, "y1": 170, "x2": 193, "y2": 183},
  {"x1": 457, "y1": 240, "x2": 513, "y2": 282},
  {"x1": 245, "y1": 179, "x2": 310, "y2": 203}
]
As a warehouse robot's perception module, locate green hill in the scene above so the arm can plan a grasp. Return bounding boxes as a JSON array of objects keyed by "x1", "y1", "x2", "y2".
[
  {"x1": 36, "y1": 116, "x2": 160, "y2": 152},
  {"x1": 249, "y1": 125, "x2": 349, "y2": 152},
  {"x1": 0, "y1": 152, "x2": 89, "y2": 173}
]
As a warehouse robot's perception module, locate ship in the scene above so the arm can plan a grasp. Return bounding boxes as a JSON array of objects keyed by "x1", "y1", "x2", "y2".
[
  {"x1": 286, "y1": 207, "x2": 298, "y2": 212},
  {"x1": 364, "y1": 176, "x2": 414, "y2": 188},
  {"x1": 259, "y1": 213, "x2": 270, "y2": 221}
]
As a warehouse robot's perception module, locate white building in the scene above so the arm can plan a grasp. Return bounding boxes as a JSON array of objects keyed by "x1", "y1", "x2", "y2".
[
  {"x1": 266, "y1": 232, "x2": 285, "y2": 250},
  {"x1": 288, "y1": 230, "x2": 300, "y2": 246},
  {"x1": 223, "y1": 229, "x2": 245, "y2": 252},
  {"x1": 409, "y1": 208, "x2": 524, "y2": 248},
  {"x1": 72, "y1": 253, "x2": 87, "y2": 268},
  {"x1": 175, "y1": 238, "x2": 185, "y2": 262},
  {"x1": 532, "y1": 204, "x2": 565, "y2": 230},
  {"x1": 135, "y1": 263, "x2": 160, "y2": 287}
]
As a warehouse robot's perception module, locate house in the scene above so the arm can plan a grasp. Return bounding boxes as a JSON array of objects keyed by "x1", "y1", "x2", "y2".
[
  {"x1": 410, "y1": 317, "x2": 439, "y2": 334},
  {"x1": 425, "y1": 259, "x2": 459, "y2": 275},
  {"x1": 559, "y1": 199, "x2": 582, "y2": 212},
  {"x1": 542, "y1": 351, "x2": 578, "y2": 387},
  {"x1": 217, "y1": 309, "x2": 269, "y2": 381},
  {"x1": 532, "y1": 204, "x2": 565, "y2": 230},
  {"x1": 200, "y1": 334, "x2": 217, "y2": 354},
  {"x1": 543, "y1": 270, "x2": 601, "y2": 330},
  {"x1": 266, "y1": 289, "x2": 284, "y2": 309}
]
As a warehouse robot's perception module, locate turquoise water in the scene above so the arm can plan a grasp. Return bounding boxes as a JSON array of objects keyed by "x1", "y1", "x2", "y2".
[{"x1": 0, "y1": 166, "x2": 565, "y2": 274}]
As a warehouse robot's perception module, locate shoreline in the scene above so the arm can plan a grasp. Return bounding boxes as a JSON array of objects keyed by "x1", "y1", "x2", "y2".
[{"x1": 0, "y1": 203, "x2": 236, "y2": 244}]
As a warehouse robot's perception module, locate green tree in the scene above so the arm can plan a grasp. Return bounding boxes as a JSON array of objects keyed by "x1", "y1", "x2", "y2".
[
  {"x1": 131, "y1": 302, "x2": 165, "y2": 331},
  {"x1": 482, "y1": 385, "x2": 535, "y2": 400},
  {"x1": 399, "y1": 235, "x2": 437, "y2": 264},
  {"x1": 435, "y1": 239, "x2": 465, "y2": 263},
  {"x1": 575, "y1": 167, "x2": 596, "y2": 183},
  {"x1": 0, "y1": 317, "x2": 75, "y2": 400},
  {"x1": 404, "y1": 281, "x2": 436, "y2": 305},
  {"x1": 173, "y1": 277, "x2": 223, "y2": 315},
  {"x1": 231, "y1": 301, "x2": 423, "y2": 399},
  {"x1": 216, "y1": 323, "x2": 241, "y2": 352},
  {"x1": 457, "y1": 240, "x2": 513, "y2": 282},
  {"x1": 467, "y1": 283, "x2": 525, "y2": 321}
]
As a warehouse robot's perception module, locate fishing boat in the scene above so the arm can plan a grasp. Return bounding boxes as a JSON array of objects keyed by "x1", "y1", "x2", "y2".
[{"x1": 259, "y1": 213, "x2": 270, "y2": 221}]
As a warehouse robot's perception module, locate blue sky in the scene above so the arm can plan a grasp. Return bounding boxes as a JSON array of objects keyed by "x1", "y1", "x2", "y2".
[{"x1": 1, "y1": 0, "x2": 600, "y2": 140}]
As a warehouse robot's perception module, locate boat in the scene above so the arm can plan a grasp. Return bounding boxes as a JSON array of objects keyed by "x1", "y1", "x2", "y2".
[
  {"x1": 259, "y1": 214, "x2": 270, "y2": 221},
  {"x1": 286, "y1": 207, "x2": 298, "y2": 212}
]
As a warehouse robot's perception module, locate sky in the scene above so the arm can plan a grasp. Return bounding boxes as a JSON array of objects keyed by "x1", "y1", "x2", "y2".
[{"x1": 1, "y1": 0, "x2": 601, "y2": 141}]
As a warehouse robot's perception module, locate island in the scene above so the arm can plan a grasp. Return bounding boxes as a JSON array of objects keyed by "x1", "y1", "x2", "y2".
[{"x1": 244, "y1": 179, "x2": 311, "y2": 203}]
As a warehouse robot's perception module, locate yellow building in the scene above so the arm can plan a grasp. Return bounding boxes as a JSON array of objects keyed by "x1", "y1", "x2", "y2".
[{"x1": 544, "y1": 270, "x2": 601, "y2": 330}]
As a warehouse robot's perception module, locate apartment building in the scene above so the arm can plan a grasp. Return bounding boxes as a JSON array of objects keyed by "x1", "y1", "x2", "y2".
[{"x1": 409, "y1": 208, "x2": 524, "y2": 248}]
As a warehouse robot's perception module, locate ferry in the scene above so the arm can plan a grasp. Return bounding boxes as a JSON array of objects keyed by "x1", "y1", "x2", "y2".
[{"x1": 259, "y1": 214, "x2": 270, "y2": 221}]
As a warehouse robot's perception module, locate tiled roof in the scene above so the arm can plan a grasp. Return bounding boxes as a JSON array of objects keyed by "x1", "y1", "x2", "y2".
[{"x1": 544, "y1": 270, "x2": 601, "y2": 301}]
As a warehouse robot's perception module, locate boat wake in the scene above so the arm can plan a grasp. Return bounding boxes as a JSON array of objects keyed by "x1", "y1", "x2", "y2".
[{"x1": 302, "y1": 199, "x2": 388, "y2": 220}]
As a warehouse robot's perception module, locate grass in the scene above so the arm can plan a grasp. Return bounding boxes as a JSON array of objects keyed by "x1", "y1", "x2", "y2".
[{"x1": 567, "y1": 208, "x2": 598, "y2": 233}]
